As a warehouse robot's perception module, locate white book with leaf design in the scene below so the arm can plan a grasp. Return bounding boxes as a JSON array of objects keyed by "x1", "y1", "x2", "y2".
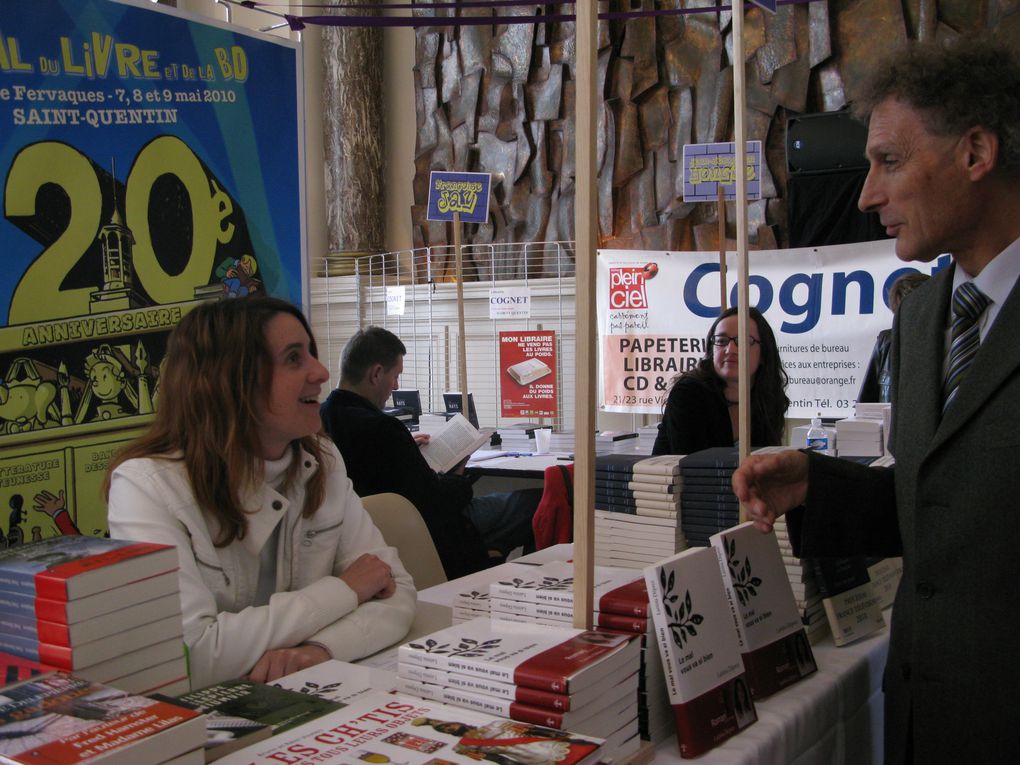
[
  {"x1": 398, "y1": 617, "x2": 640, "y2": 694},
  {"x1": 643, "y1": 547, "x2": 755, "y2": 759},
  {"x1": 710, "y1": 522, "x2": 817, "y2": 700}
]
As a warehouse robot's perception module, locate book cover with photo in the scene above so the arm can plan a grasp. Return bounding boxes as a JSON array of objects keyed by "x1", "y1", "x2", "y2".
[
  {"x1": 710, "y1": 522, "x2": 817, "y2": 698},
  {"x1": 215, "y1": 691, "x2": 606, "y2": 765},
  {"x1": 166, "y1": 678, "x2": 344, "y2": 762},
  {"x1": 399, "y1": 618, "x2": 640, "y2": 695},
  {"x1": 644, "y1": 547, "x2": 756, "y2": 758},
  {"x1": 808, "y1": 556, "x2": 886, "y2": 646},
  {"x1": 0, "y1": 672, "x2": 204, "y2": 765}
]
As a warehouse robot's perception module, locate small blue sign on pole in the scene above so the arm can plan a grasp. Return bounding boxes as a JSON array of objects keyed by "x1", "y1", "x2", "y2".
[
  {"x1": 426, "y1": 171, "x2": 492, "y2": 224},
  {"x1": 682, "y1": 141, "x2": 762, "y2": 203},
  {"x1": 749, "y1": 0, "x2": 778, "y2": 12}
]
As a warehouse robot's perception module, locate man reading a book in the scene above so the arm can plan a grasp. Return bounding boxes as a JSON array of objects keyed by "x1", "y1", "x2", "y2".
[
  {"x1": 732, "y1": 37, "x2": 1020, "y2": 764},
  {"x1": 321, "y1": 327, "x2": 536, "y2": 579}
]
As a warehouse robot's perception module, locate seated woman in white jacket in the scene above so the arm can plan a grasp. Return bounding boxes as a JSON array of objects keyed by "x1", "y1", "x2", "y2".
[{"x1": 104, "y1": 296, "x2": 415, "y2": 687}]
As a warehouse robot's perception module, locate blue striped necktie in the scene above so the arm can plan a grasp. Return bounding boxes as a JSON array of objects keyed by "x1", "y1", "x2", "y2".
[{"x1": 942, "y1": 281, "x2": 990, "y2": 413}]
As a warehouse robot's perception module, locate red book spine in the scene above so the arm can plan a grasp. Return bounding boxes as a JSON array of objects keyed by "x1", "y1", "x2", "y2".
[
  {"x1": 32, "y1": 543, "x2": 169, "y2": 601},
  {"x1": 35, "y1": 620, "x2": 71, "y2": 647},
  {"x1": 513, "y1": 685, "x2": 572, "y2": 711},
  {"x1": 507, "y1": 701, "x2": 567, "y2": 729},
  {"x1": 596, "y1": 612, "x2": 647, "y2": 633},
  {"x1": 37, "y1": 642, "x2": 74, "y2": 670},
  {"x1": 512, "y1": 633, "x2": 623, "y2": 693},
  {"x1": 597, "y1": 580, "x2": 650, "y2": 617}
]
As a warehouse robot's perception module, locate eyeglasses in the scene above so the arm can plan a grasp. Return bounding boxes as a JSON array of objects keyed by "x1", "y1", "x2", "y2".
[{"x1": 709, "y1": 334, "x2": 760, "y2": 348}]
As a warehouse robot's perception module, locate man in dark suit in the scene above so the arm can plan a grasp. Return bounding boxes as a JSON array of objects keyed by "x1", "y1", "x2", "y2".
[
  {"x1": 320, "y1": 327, "x2": 535, "y2": 580},
  {"x1": 733, "y1": 38, "x2": 1020, "y2": 764}
]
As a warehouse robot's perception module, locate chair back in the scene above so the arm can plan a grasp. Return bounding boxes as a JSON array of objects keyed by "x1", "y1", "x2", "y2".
[{"x1": 360, "y1": 493, "x2": 447, "y2": 589}]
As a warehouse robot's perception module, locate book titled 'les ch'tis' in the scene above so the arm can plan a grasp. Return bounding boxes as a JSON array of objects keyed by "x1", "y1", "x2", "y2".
[{"x1": 215, "y1": 690, "x2": 605, "y2": 765}]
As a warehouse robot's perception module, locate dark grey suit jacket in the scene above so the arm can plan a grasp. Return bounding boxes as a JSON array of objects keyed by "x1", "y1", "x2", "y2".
[{"x1": 790, "y1": 262, "x2": 1020, "y2": 763}]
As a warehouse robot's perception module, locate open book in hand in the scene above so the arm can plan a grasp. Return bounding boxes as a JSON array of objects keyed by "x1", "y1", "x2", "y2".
[{"x1": 419, "y1": 413, "x2": 491, "y2": 473}]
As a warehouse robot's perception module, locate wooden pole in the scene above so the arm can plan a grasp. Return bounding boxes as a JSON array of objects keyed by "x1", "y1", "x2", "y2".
[
  {"x1": 732, "y1": 2, "x2": 751, "y2": 522},
  {"x1": 453, "y1": 212, "x2": 469, "y2": 417},
  {"x1": 572, "y1": 0, "x2": 598, "y2": 630},
  {"x1": 718, "y1": 186, "x2": 728, "y2": 311}
]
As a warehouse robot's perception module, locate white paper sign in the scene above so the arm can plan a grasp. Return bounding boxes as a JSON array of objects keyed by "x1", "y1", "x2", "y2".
[
  {"x1": 386, "y1": 285, "x2": 406, "y2": 316},
  {"x1": 488, "y1": 286, "x2": 531, "y2": 320}
]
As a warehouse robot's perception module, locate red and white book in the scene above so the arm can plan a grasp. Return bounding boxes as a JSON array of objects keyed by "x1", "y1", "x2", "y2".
[
  {"x1": 3, "y1": 614, "x2": 183, "y2": 671},
  {"x1": 0, "y1": 536, "x2": 178, "y2": 601},
  {"x1": 399, "y1": 618, "x2": 640, "y2": 695},
  {"x1": 67, "y1": 637, "x2": 187, "y2": 685},
  {"x1": 396, "y1": 674, "x2": 638, "y2": 735},
  {"x1": 489, "y1": 561, "x2": 647, "y2": 614},
  {"x1": 645, "y1": 547, "x2": 757, "y2": 758},
  {"x1": 0, "y1": 672, "x2": 205, "y2": 765},
  {"x1": 710, "y1": 522, "x2": 818, "y2": 698},
  {"x1": 2, "y1": 594, "x2": 182, "y2": 648},
  {"x1": 397, "y1": 663, "x2": 627, "y2": 713},
  {"x1": 25, "y1": 571, "x2": 183, "y2": 625}
]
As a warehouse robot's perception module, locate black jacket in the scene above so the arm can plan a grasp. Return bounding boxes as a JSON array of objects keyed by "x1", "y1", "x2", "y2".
[
  {"x1": 652, "y1": 376, "x2": 778, "y2": 455},
  {"x1": 320, "y1": 389, "x2": 489, "y2": 579}
]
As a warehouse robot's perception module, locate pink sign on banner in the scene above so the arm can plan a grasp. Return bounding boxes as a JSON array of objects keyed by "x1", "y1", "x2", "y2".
[{"x1": 499, "y1": 330, "x2": 557, "y2": 417}]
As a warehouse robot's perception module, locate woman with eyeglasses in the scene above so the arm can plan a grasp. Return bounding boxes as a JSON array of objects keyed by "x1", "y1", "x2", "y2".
[{"x1": 652, "y1": 306, "x2": 789, "y2": 455}]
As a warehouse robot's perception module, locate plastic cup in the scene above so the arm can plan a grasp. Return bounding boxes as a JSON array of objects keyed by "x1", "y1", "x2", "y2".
[{"x1": 534, "y1": 427, "x2": 552, "y2": 455}]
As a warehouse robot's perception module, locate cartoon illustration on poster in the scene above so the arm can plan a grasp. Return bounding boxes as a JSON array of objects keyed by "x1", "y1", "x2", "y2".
[
  {"x1": 498, "y1": 331, "x2": 557, "y2": 418},
  {"x1": 0, "y1": 0, "x2": 304, "y2": 541}
]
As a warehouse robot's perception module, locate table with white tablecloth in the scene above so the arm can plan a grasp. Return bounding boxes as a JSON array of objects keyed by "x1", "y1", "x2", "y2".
[{"x1": 363, "y1": 545, "x2": 890, "y2": 765}]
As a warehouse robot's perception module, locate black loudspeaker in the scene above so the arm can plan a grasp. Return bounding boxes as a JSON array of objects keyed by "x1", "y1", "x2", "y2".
[{"x1": 786, "y1": 111, "x2": 869, "y2": 175}]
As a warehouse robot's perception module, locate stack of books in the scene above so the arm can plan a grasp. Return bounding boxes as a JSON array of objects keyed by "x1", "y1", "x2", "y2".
[
  {"x1": 644, "y1": 547, "x2": 758, "y2": 758},
  {"x1": 594, "y1": 511, "x2": 685, "y2": 569},
  {"x1": 395, "y1": 618, "x2": 642, "y2": 762},
  {"x1": 494, "y1": 423, "x2": 539, "y2": 452},
  {"x1": 593, "y1": 454, "x2": 685, "y2": 568},
  {"x1": 773, "y1": 516, "x2": 829, "y2": 645},
  {"x1": 487, "y1": 561, "x2": 672, "y2": 743},
  {"x1": 594, "y1": 431, "x2": 639, "y2": 455},
  {"x1": 710, "y1": 522, "x2": 818, "y2": 699},
  {"x1": 835, "y1": 417, "x2": 884, "y2": 457},
  {"x1": 855, "y1": 401, "x2": 892, "y2": 450},
  {"x1": 751, "y1": 446, "x2": 828, "y2": 644},
  {"x1": 0, "y1": 671, "x2": 205, "y2": 764},
  {"x1": 678, "y1": 447, "x2": 741, "y2": 546},
  {"x1": 547, "y1": 430, "x2": 575, "y2": 453},
  {"x1": 448, "y1": 562, "x2": 538, "y2": 624},
  {"x1": 635, "y1": 424, "x2": 660, "y2": 454},
  {"x1": 0, "y1": 536, "x2": 188, "y2": 696}
]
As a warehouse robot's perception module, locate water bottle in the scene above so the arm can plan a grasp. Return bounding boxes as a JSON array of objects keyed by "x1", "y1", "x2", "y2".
[{"x1": 805, "y1": 415, "x2": 830, "y2": 454}]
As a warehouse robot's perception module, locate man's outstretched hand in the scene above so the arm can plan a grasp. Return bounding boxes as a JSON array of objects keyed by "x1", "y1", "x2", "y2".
[{"x1": 732, "y1": 450, "x2": 810, "y2": 532}]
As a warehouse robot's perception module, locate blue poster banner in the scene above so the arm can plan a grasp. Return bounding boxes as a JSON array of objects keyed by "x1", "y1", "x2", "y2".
[
  {"x1": 0, "y1": 0, "x2": 304, "y2": 539},
  {"x1": 426, "y1": 170, "x2": 491, "y2": 223}
]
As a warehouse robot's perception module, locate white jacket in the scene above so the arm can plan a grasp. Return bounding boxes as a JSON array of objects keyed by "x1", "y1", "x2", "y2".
[{"x1": 107, "y1": 440, "x2": 416, "y2": 687}]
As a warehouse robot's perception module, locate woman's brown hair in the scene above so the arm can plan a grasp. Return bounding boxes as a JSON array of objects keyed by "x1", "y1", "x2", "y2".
[{"x1": 103, "y1": 296, "x2": 328, "y2": 546}]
